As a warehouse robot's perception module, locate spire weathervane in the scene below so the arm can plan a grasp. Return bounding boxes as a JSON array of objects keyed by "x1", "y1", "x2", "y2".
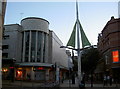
[{"x1": 76, "y1": 0, "x2": 82, "y2": 86}]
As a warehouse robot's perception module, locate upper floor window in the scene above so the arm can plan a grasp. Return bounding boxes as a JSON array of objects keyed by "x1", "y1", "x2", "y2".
[
  {"x1": 3, "y1": 35, "x2": 10, "y2": 39},
  {"x1": 2, "y1": 53, "x2": 8, "y2": 58},
  {"x1": 2, "y1": 45, "x2": 9, "y2": 50}
]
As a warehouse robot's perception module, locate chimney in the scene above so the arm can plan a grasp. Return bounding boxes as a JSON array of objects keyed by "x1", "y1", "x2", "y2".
[{"x1": 111, "y1": 16, "x2": 114, "y2": 20}]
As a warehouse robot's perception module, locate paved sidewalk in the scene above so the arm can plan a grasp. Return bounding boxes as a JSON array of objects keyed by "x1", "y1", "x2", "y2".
[
  {"x1": 2, "y1": 80, "x2": 59, "y2": 88},
  {"x1": 2, "y1": 79, "x2": 120, "y2": 88},
  {"x1": 60, "y1": 78, "x2": 120, "y2": 88}
]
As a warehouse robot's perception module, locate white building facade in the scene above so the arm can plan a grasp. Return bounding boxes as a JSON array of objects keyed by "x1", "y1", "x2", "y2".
[{"x1": 3, "y1": 17, "x2": 68, "y2": 82}]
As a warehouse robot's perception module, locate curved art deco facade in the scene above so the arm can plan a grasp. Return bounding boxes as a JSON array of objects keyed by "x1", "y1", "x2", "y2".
[{"x1": 21, "y1": 17, "x2": 49, "y2": 63}]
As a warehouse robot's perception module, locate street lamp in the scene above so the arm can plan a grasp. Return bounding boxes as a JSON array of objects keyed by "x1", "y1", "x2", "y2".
[
  {"x1": 60, "y1": 45, "x2": 82, "y2": 87},
  {"x1": 66, "y1": 50, "x2": 72, "y2": 87},
  {"x1": 60, "y1": 45, "x2": 93, "y2": 87}
]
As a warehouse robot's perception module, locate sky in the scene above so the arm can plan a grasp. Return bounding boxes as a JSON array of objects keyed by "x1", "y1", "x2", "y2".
[{"x1": 4, "y1": 1, "x2": 119, "y2": 47}]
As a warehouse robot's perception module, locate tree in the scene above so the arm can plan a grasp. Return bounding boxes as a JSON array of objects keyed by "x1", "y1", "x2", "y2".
[{"x1": 81, "y1": 48, "x2": 100, "y2": 74}]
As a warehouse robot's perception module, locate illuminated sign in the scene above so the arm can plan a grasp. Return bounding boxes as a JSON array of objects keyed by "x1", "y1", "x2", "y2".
[
  {"x1": 33, "y1": 67, "x2": 44, "y2": 71},
  {"x1": 9, "y1": 67, "x2": 14, "y2": 69},
  {"x1": 112, "y1": 50, "x2": 119, "y2": 63},
  {"x1": 2, "y1": 68, "x2": 8, "y2": 72},
  {"x1": 37, "y1": 67, "x2": 44, "y2": 70}
]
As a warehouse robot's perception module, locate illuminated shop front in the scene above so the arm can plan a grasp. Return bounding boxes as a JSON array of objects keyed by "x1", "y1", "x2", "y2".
[
  {"x1": 3, "y1": 17, "x2": 69, "y2": 82},
  {"x1": 2, "y1": 58, "x2": 15, "y2": 80},
  {"x1": 112, "y1": 50, "x2": 120, "y2": 82},
  {"x1": 15, "y1": 63, "x2": 53, "y2": 81},
  {"x1": 2, "y1": 67, "x2": 8, "y2": 79}
]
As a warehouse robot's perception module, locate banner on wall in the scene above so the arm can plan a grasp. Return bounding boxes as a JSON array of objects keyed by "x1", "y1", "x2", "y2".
[{"x1": 112, "y1": 50, "x2": 119, "y2": 63}]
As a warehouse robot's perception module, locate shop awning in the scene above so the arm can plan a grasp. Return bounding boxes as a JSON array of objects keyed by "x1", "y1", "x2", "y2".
[{"x1": 15, "y1": 62, "x2": 53, "y2": 67}]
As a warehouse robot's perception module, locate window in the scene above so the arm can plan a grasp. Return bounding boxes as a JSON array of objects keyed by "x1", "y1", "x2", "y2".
[
  {"x1": 2, "y1": 45, "x2": 9, "y2": 50},
  {"x1": 3, "y1": 35, "x2": 9, "y2": 39},
  {"x1": 31, "y1": 31, "x2": 36, "y2": 62},
  {"x1": 37, "y1": 32, "x2": 42, "y2": 62},
  {"x1": 105, "y1": 55, "x2": 109, "y2": 64},
  {"x1": 3, "y1": 53, "x2": 8, "y2": 58},
  {"x1": 25, "y1": 31, "x2": 30, "y2": 62}
]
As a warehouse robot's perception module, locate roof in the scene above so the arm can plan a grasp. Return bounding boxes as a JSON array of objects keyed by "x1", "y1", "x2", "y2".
[{"x1": 21, "y1": 17, "x2": 49, "y2": 24}]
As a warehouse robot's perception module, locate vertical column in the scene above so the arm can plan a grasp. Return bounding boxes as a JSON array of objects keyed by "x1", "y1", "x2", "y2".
[
  {"x1": 22, "y1": 31, "x2": 26, "y2": 62},
  {"x1": 40, "y1": 32, "x2": 44, "y2": 63},
  {"x1": 31, "y1": 67, "x2": 34, "y2": 80},
  {"x1": 29, "y1": 31, "x2": 31, "y2": 62},
  {"x1": 46, "y1": 69, "x2": 49, "y2": 81},
  {"x1": 35, "y1": 31, "x2": 38, "y2": 62}
]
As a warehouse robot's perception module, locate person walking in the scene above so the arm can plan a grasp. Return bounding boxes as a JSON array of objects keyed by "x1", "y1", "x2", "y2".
[
  {"x1": 103, "y1": 75, "x2": 107, "y2": 86},
  {"x1": 109, "y1": 75, "x2": 112, "y2": 86},
  {"x1": 107, "y1": 75, "x2": 110, "y2": 86}
]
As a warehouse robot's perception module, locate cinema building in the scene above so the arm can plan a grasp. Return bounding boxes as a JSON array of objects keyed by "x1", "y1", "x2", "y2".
[
  {"x1": 97, "y1": 16, "x2": 120, "y2": 81},
  {"x1": 2, "y1": 17, "x2": 68, "y2": 82}
]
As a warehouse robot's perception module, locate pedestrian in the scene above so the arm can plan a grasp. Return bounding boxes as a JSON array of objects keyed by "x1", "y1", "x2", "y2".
[
  {"x1": 61, "y1": 76, "x2": 64, "y2": 83},
  {"x1": 107, "y1": 75, "x2": 110, "y2": 86},
  {"x1": 90, "y1": 74, "x2": 93, "y2": 87},
  {"x1": 103, "y1": 75, "x2": 107, "y2": 86},
  {"x1": 81, "y1": 74, "x2": 85, "y2": 86},
  {"x1": 109, "y1": 75, "x2": 112, "y2": 86}
]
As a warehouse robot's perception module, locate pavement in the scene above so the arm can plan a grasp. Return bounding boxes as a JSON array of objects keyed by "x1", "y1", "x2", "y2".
[
  {"x1": 2, "y1": 78, "x2": 120, "y2": 89},
  {"x1": 60, "y1": 77, "x2": 120, "y2": 88}
]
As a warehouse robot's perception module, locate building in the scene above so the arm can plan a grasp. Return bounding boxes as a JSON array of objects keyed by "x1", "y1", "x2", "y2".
[
  {"x1": 2, "y1": 24, "x2": 22, "y2": 81},
  {"x1": 2, "y1": 17, "x2": 68, "y2": 82},
  {"x1": 0, "y1": 0, "x2": 7, "y2": 88},
  {"x1": 3, "y1": 24, "x2": 22, "y2": 61},
  {"x1": 97, "y1": 16, "x2": 120, "y2": 81}
]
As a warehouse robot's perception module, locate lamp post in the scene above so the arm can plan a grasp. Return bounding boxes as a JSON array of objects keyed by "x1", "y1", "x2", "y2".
[
  {"x1": 66, "y1": 50, "x2": 73, "y2": 87},
  {"x1": 60, "y1": 46, "x2": 82, "y2": 87},
  {"x1": 60, "y1": 46, "x2": 92, "y2": 87}
]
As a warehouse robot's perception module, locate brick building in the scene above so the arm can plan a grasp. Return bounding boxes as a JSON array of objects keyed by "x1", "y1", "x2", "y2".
[{"x1": 97, "y1": 16, "x2": 120, "y2": 81}]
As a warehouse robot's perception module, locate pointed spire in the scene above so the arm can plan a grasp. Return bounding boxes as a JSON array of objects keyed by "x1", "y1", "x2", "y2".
[
  {"x1": 67, "y1": 0, "x2": 91, "y2": 48},
  {"x1": 67, "y1": 21, "x2": 77, "y2": 48},
  {"x1": 78, "y1": 20, "x2": 91, "y2": 48},
  {"x1": 76, "y1": 0, "x2": 91, "y2": 48},
  {"x1": 76, "y1": 0, "x2": 79, "y2": 21}
]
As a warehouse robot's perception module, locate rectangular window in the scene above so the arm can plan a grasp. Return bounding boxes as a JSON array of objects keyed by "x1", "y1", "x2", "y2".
[
  {"x1": 25, "y1": 31, "x2": 29, "y2": 62},
  {"x1": 3, "y1": 53, "x2": 8, "y2": 58},
  {"x1": 37, "y1": 32, "x2": 42, "y2": 62},
  {"x1": 31, "y1": 31, "x2": 36, "y2": 62},
  {"x1": 112, "y1": 50, "x2": 119, "y2": 63},
  {"x1": 3, "y1": 35, "x2": 9, "y2": 39},
  {"x1": 2, "y1": 45, "x2": 9, "y2": 50}
]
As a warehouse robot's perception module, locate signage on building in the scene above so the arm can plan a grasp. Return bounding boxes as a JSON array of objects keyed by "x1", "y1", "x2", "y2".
[
  {"x1": 33, "y1": 67, "x2": 44, "y2": 71},
  {"x1": 112, "y1": 50, "x2": 119, "y2": 63}
]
